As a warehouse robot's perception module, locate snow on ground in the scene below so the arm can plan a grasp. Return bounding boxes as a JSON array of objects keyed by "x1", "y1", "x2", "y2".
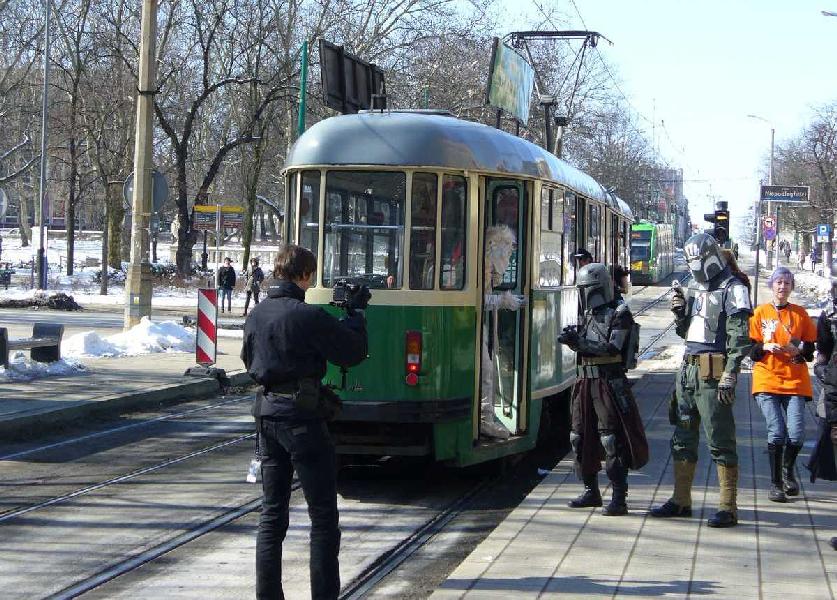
[
  {"x1": 0, "y1": 355, "x2": 87, "y2": 382},
  {"x1": 62, "y1": 316, "x2": 195, "y2": 358},
  {"x1": 637, "y1": 345, "x2": 684, "y2": 372}
]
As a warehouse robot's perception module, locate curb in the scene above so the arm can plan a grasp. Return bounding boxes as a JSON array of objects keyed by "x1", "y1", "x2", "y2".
[{"x1": 0, "y1": 369, "x2": 255, "y2": 442}]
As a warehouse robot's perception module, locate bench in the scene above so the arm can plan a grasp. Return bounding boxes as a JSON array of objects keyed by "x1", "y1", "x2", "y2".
[{"x1": 0, "y1": 323, "x2": 64, "y2": 368}]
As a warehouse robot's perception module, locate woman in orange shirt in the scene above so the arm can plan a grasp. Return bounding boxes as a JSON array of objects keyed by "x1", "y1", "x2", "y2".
[{"x1": 749, "y1": 267, "x2": 817, "y2": 503}]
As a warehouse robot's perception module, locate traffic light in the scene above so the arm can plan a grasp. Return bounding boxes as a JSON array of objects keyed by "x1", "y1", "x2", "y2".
[{"x1": 704, "y1": 201, "x2": 730, "y2": 244}]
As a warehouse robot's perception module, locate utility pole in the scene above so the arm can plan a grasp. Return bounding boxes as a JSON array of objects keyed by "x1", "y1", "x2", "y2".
[
  {"x1": 124, "y1": 0, "x2": 157, "y2": 330},
  {"x1": 35, "y1": 0, "x2": 52, "y2": 290}
]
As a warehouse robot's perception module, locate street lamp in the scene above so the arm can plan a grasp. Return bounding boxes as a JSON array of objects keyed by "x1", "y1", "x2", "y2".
[{"x1": 747, "y1": 113, "x2": 776, "y2": 304}]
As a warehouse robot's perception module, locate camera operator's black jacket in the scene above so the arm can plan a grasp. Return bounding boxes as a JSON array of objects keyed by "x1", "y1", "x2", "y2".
[{"x1": 241, "y1": 279, "x2": 368, "y2": 419}]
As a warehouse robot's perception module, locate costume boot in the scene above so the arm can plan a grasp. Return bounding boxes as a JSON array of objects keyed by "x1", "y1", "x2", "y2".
[
  {"x1": 568, "y1": 475, "x2": 602, "y2": 508},
  {"x1": 650, "y1": 460, "x2": 695, "y2": 518},
  {"x1": 767, "y1": 444, "x2": 787, "y2": 503},
  {"x1": 707, "y1": 464, "x2": 738, "y2": 528},
  {"x1": 783, "y1": 443, "x2": 802, "y2": 496},
  {"x1": 602, "y1": 477, "x2": 628, "y2": 516}
]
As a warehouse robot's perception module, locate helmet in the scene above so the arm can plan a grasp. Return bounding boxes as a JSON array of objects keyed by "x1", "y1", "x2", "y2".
[
  {"x1": 577, "y1": 263, "x2": 614, "y2": 311},
  {"x1": 683, "y1": 233, "x2": 727, "y2": 284}
]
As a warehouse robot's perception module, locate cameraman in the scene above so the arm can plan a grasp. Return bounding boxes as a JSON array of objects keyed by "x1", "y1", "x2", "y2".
[{"x1": 241, "y1": 244, "x2": 369, "y2": 600}]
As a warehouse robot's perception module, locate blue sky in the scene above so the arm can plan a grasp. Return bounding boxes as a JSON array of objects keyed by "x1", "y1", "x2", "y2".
[{"x1": 498, "y1": 0, "x2": 837, "y2": 232}]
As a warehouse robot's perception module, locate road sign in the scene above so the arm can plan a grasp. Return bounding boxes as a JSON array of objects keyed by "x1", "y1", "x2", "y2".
[
  {"x1": 0, "y1": 188, "x2": 7, "y2": 220},
  {"x1": 760, "y1": 185, "x2": 809, "y2": 204},
  {"x1": 123, "y1": 169, "x2": 170, "y2": 212},
  {"x1": 817, "y1": 223, "x2": 831, "y2": 243},
  {"x1": 193, "y1": 205, "x2": 217, "y2": 231},
  {"x1": 196, "y1": 288, "x2": 217, "y2": 366},
  {"x1": 762, "y1": 216, "x2": 776, "y2": 241},
  {"x1": 220, "y1": 205, "x2": 244, "y2": 229}
]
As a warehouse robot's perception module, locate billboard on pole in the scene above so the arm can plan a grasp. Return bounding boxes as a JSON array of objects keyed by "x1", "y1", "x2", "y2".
[{"x1": 485, "y1": 37, "x2": 535, "y2": 125}]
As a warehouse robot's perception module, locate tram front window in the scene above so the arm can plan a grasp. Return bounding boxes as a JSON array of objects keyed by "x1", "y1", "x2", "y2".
[
  {"x1": 323, "y1": 171, "x2": 406, "y2": 289},
  {"x1": 631, "y1": 244, "x2": 650, "y2": 261}
]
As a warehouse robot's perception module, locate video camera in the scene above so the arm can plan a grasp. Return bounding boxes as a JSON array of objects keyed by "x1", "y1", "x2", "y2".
[{"x1": 330, "y1": 279, "x2": 365, "y2": 310}]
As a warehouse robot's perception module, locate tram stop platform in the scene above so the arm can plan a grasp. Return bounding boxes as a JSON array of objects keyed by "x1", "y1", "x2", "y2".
[{"x1": 432, "y1": 363, "x2": 837, "y2": 599}]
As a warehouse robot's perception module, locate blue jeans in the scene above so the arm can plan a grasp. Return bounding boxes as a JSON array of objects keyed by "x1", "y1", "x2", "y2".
[
  {"x1": 256, "y1": 417, "x2": 340, "y2": 600},
  {"x1": 220, "y1": 287, "x2": 232, "y2": 311},
  {"x1": 754, "y1": 393, "x2": 807, "y2": 445}
]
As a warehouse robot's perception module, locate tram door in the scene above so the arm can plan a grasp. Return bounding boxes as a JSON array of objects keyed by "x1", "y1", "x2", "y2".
[{"x1": 482, "y1": 178, "x2": 528, "y2": 434}]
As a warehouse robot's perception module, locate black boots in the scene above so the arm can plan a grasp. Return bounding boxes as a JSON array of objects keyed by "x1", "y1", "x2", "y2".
[
  {"x1": 602, "y1": 482, "x2": 628, "y2": 516},
  {"x1": 783, "y1": 443, "x2": 802, "y2": 496},
  {"x1": 768, "y1": 444, "x2": 787, "y2": 503},
  {"x1": 568, "y1": 475, "x2": 602, "y2": 508}
]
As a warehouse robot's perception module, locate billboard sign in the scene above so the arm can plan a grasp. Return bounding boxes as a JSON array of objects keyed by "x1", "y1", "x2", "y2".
[
  {"x1": 319, "y1": 39, "x2": 386, "y2": 114},
  {"x1": 762, "y1": 216, "x2": 776, "y2": 241},
  {"x1": 760, "y1": 185, "x2": 809, "y2": 204},
  {"x1": 193, "y1": 205, "x2": 217, "y2": 231},
  {"x1": 220, "y1": 206, "x2": 244, "y2": 229},
  {"x1": 485, "y1": 37, "x2": 535, "y2": 125}
]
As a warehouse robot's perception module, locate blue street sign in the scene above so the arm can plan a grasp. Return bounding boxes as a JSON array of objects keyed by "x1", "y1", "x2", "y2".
[
  {"x1": 760, "y1": 185, "x2": 809, "y2": 204},
  {"x1": 817, "y1": 223, "x2": 831, "y2": 242}
]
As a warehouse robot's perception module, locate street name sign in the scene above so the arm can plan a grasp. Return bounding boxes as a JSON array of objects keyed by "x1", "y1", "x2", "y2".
[{"x1": 760, "y1": 185, "x2": 809, "y2": 204}]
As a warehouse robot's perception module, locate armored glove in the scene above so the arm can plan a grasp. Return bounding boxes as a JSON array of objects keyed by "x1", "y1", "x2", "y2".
[
  {"x1": 347, "y1": 285, "x2": 371, "y2": 313},
  {"x1": 557, "y1": 325, "x2": 579, "y2": 348},
  {"x1": 717, "y1": 371, "x2": 737, "y2": 406},
  {"x1": 670, "y1": 289, "x2": 686, "y2": 317}
]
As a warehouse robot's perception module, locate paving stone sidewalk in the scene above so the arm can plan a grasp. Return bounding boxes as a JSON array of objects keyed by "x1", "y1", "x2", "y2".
[{"x1": 432, "y1": 368, "x2": 837, "y2": 599}]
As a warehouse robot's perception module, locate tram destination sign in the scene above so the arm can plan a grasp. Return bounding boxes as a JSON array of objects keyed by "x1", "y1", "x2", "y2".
[{"x1": 760, "y1": 185, "x2": 809, "y2": 204}]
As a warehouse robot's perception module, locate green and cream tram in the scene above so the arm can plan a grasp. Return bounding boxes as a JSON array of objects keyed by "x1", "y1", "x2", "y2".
[{"x1": 282, "y1": 110, "x2": 633, "y2": 466}]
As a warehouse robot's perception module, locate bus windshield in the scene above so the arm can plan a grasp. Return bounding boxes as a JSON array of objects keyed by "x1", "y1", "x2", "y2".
[{"x1": 323, "y1": 171, "x2": 406, "y2": 289}]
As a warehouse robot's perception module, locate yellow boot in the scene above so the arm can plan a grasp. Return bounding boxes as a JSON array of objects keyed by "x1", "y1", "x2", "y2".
[
  {"x1": 707, "y1": 463, "x2": 738, "y2": 528},
  {"x1": 650, "y1": 460, "x2": 696, "y2": 518}
]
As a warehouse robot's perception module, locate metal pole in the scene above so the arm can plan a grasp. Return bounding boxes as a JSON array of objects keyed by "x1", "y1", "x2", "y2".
[
  {"x1": 753, "y1": 196, "x2": 762, "y2": 306},
  {"x1": 766, "y1": 127, "x2": 775, "y2": 269},
  {"x1": 124, "y1": 0, "x2": 158, "y2": 329},
  {"x1": 215, "y1": 204, "x2": 221, "y2": 282},
  {"x1": 296, "y1": 40, "x2": 308, "y2": 137},
  {"x1": 543, "y1": 103, "x2": 553, "y2": 154},
  {"x1": 36, "y1": 0, "x2": 52, "y2": 290}
]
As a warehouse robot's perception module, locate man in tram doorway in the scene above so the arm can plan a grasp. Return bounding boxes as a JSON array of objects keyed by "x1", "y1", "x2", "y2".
[
  {"x1": 572, "y1": 248, "x2": 593, "y2": 270},
  {"x1": 650, "y1": 233, "x2": 752, "y2": 528},
  {"x1": 558, "y1": 263, "x2": 648, "y2": 515}
]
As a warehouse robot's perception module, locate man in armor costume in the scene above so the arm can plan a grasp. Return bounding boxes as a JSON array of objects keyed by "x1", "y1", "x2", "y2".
[
  {"x1": 650, "y1": 233, "x2": 752, "y2": 528},
  {"x1": 558, "y1": 263, "x2": 649, "y2": 515}
]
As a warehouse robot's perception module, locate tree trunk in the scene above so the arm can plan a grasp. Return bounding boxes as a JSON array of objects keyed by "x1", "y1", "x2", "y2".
[
  {"x1": 108, "y1": 185, "x2": 124, "y2": 269},
  {"x1": 66, "y1": 154, "x2": 77, "y2": 275},
  {"x1": 18, "y1": 189, "x2": 31, "y2": 247},
  {"x1": 100, "y1": 194, "x2": 109, "y2": 295}
]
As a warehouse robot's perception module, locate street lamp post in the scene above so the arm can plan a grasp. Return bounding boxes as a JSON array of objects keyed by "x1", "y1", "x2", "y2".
[
  {"x1": 124, "y1": 0, "x2": 157, "y2": 329},
  {"x1": 35, "y1": 0, "x2": 53, "y2": 290},
  {"x1": 747, "y1": 114, "x2": 775, "y2": 304}
]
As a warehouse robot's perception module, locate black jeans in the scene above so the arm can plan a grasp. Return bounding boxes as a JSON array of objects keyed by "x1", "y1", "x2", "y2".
[
  {"x1": 245, "y1": 289, "x2": 260, "y2": 314},
  {"x1": 256, "y1": 417, "x2": 340, "y2": 600}
]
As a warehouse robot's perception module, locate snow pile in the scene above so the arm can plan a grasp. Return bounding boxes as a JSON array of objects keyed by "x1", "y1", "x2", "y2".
[
  {"x1": 63, "y1": 317, "x2": 195, "y2": 358},
  {"x1": 638, "y1": 345, "x2": 684, "y2": 371},
  {"x1": 0, "y1": 354, "x2": 87, "y2": 382},
  {"x1": 791, "y1": 270, "x2": 832, "y2": 306}
]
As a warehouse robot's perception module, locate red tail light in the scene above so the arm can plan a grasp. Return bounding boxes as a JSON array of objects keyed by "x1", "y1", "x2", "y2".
[{"x1": 405, "y1": 330, "x2": 422, "y2": 385}]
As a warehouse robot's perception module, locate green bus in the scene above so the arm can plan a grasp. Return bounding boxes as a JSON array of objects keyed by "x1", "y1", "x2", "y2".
[
  {"x1": 283, "y1": 110, "x2": 633, "y2": 466},
  {"x1": 630, "y1": 221, "x2": 674, "y2": 284}
]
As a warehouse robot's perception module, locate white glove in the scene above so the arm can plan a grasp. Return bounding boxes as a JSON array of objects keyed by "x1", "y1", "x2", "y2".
[
  {"x1": 717, "y1": 372, "x2": 737, "y2": 406},
  {"x1": 498, "y1": 291, "x2": 527, "y2": 311}
]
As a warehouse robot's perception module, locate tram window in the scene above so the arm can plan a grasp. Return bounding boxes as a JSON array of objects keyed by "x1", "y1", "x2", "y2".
[
  {"x1": 587, "y1": 203, "x2": 599, "y2": 261},
  {"x1": 538, "y1": 187, "x2": 562, "y2": 288},
  {"x1": 410, "y1": 172, "x2": 437, "y2": 290},
  {"x1": 299, "y1": 171, "x2": 320, "y2": 266},
  {"x1": 540, "y1": 187, "x2": 552, "y2": 231},
  {"x1": 323, "y1": 171, "x2": 406, "y2": 289},
  {"x1": 492, "y1": 186, "x2": 519, "y2": 289},
  {"x1": 440, "y1": 174, "x2": 467, "y2": 290},
  {"x1": 563, "y1": 191, "x2": 576, "y2": 285},
  {"x1": 286, "y1": 172, "x2": 297, "y2": 244}
]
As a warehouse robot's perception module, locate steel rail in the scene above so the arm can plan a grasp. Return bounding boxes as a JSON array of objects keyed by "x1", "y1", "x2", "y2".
[
  {"x1": 0, "y1": 394, "x2": 252, "y2": 462},
  {"x1": 0, "y1": 433, "x2": 254, "y2": 523}
]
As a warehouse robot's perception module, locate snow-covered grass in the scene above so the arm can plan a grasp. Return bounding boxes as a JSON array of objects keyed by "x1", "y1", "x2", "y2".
[
  {"x1": 0, "y1": 355, "x2": 87, "y2": 382},
  {"x1": 62, "y1": 316, "x2": 195, "y2": 358}
]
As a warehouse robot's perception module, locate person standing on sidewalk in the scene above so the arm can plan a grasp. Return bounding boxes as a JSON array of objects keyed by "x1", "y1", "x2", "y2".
[
  {"x1": 748, "y1": 267, "x2": 816, "y2": 503},
  {"x1": 243, "y1": 257, "x2": 265, "y2": 316},
  {"x1": 650, "y1": 233, "x2": 752, "y2": 528},
  {"x1": 217, "y1": 257, "x2": 236, "y2": 313},
  {"x1": 558, "y1": 263, "x2": 648, "y2": 516},
  {"x1": 241, "y1": 244, "x2": 369, "y2": 600}
]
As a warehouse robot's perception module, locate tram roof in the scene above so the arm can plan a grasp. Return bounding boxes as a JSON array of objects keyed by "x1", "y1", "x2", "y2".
[{"x1": 285, "y1": 111, "x2": 626, "y2": 213}]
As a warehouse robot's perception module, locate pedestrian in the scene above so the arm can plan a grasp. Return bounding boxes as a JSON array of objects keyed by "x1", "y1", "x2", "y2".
[
  {"x1": 810, "y1": 247, "x2": 820, "y2": 274},
  {"x1": 650, "y1": 233, "x2": 752, "y2": 527},
  {"x1": 558, "y1": 263, "x2": 648, "y2": 516},
  {"x1": 241, "y1": 244, "x2": 370, "y2": 600},
  {"x1": 243, "y1": 257, "x2": 265, "y2": 317},
  {"x1": 571, "y1": 248, "x2": 594, "y2": 270},
  {"x1": 611, "y1": 264, "x2": 631, "y2": 305},
  {"x1": 217, "y1": 257, "x2": 236, "y2": 313},
  {"x1": 809, "y1": 278, "x2": 837, "y2": 551},
  {"x1": 748, "y1": 267, "x2": 816, "y2": 503},
  {"x1": 784, "y1": 243, "x2": 792, "y2": 265},
  {"x1": 797, "y1": 249, "x2": 806, "y2": 271}
]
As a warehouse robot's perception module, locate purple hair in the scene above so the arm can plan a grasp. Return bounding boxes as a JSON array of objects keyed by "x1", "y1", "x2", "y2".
[{"x1": 767, "y1": 267, "x2": 794, "y2": 288}]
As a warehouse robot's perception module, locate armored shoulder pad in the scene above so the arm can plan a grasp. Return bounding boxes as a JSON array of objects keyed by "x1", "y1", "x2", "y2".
[
  {"x1": 724, "y1": 278, "x2": 752, "y2": 315},
  {"x1": 615, "y1": 303, "x2": 632, "y2": 317}
]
